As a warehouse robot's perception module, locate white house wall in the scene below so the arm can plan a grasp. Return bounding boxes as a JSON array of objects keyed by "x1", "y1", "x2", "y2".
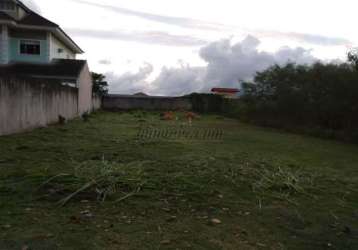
[
  {"x1": 17, "y1": 5, "x2": 26, "y2": 20},
  {"x1": 49, "y1": 33, "x2": 76, "y2": 60}
]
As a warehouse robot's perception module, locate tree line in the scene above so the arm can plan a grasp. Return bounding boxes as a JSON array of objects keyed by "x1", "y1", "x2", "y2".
[{"x1": 236, "y1": 50, "x2": 358, "y2": 142}]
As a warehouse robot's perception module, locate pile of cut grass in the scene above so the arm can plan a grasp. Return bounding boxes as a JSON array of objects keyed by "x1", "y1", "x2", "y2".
[{"x1": 36, "y1": 155, "x2": 321, "y2": 209}]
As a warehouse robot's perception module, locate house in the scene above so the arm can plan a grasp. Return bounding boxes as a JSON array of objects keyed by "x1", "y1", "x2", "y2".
[
  {"x1": 0, "y1": 0, "x2": 93, "y2": 114},
  {"x1": 211, "y1": 88, "x2": 240, "y2": 99}
]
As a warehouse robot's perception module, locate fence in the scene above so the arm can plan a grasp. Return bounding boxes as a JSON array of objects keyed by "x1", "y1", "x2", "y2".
[{"x1": 92, "y1": 94, "x2": 102, "y2": 111}]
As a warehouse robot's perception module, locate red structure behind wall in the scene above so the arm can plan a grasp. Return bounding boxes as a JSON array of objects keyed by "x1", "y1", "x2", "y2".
[{"x1": 211, "y1": 88, "x2": 240, "y2": 99}]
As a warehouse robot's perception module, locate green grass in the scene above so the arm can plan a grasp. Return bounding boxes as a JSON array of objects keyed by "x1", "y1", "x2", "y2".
[{"x1": 0, "y1": 111, "x2": 357, "y2": 250}]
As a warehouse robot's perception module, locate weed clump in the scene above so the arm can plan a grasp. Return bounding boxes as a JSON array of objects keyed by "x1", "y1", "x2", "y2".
[{"x1": 246, "y1": 161, "x2": 319, "y2": 204}]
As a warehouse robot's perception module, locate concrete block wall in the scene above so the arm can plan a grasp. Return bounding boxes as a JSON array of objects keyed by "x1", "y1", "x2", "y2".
[
  {"x1": 91, "y1": 94, "x2": 102, "y2": 111},
  {"x1": 77, "y1": 62, "x2": 94, "y2": 114},
  {"x1": 0, "y1": 77, "x2": 79, "y2": 136},
  {"x1": 103, "y1": 95, "x2": 192, "y2": 111}
]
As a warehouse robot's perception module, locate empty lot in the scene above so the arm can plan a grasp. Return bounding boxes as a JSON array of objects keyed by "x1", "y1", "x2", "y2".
[{"x1": 0, "y1": 111, "x2": 357, "y2": 250}]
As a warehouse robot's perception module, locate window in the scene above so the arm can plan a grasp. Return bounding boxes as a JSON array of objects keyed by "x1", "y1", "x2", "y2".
[
  {"x1": 20, "y1": 40, "x2": 41, "y2": 55},
  {"x1": 0, "y1": 1, "x2": 15, "y2": 11}
]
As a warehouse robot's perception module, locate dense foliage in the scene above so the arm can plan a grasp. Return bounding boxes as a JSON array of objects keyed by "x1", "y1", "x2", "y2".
[
  {"x1": 238, "y1": 51, "x2": 358, "y2": 142},
  {"x1": 92, "y1": 72, "x2": 109, "y2": 96}
]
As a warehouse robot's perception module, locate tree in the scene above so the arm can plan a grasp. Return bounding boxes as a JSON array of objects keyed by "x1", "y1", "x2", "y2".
[
  {"x1": 92, "y1": 72, "x2": 109, "y2": 96},
  {"x1": 348, "y1": 48, "x2": 358, "y2": 70}
]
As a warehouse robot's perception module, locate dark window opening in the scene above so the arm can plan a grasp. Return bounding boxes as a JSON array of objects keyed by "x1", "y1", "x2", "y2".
[
  {"x1": 20, "y1": 41, "x2": 41, "y2": 55},
  {"x1": 0, "y1": 1, "x2": 15, "y2": 10}
]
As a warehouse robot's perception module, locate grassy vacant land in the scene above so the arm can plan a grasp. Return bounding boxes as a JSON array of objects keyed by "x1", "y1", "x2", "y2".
[{"x1": 0, "y1": 111, "x2": 357, "y2": 250}]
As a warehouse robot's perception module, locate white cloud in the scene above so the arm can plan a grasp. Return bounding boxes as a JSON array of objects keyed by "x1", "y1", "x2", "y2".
[
  {"x1": 67, "y1": 0, "x2": 353, "y2": 48},
  {"x1": 68, "y1": 0, "x2": 225, "y2": 31},
  {"x1": 108, "y1": 36, "x2": 317, "y2": 96},
  {"x1": 66, "y1": 28, "x2": 207, "y2": 47}
]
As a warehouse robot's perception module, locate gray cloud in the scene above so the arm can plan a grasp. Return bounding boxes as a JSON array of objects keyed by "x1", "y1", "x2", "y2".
[
  {"x1": 197, "y1": 36, "x2": 315, "y2": 92},
  {"x1": 150, "y1": 66, "x2": 206, "y2": 96},
  {"x1": 98, "y1": 59, "x2": 112, "y2": 65},
  {"x1": 109, "y1": 36, "x2": 317, "y2": 96},
  {"x1": 69, "y1": 0, "x2": 222, "y2": 31},
  {"x1": 67, "y1": 28, "x2": 207, "y2": 47},
  {"x1": 107, "y1": 63, "x2": 154, "y2": 94}
]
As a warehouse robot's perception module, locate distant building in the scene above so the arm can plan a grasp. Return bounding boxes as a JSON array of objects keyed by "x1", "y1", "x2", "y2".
[
  {"x1": 0, "y1": 0, "x2": 93, "y2": 113},
  {"x1": 211, "y1": 88, "x2": 240, "y2": 99}
]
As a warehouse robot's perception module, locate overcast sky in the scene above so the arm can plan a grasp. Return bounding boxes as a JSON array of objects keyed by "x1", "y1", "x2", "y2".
[{"x1": 25, "y1": 0, "x2": 357, "y2": 95}]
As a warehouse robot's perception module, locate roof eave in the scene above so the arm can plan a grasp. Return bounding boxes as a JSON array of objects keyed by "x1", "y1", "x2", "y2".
[
  {"x1": 27, "y1": 74, "x2": 79, "y2": 80},
  {"x1": 16, "y1": 0, "x2": 33, "y2": 13},
  {"x1": 54, "y1": 28, "x2": 84, "y2": 54}
]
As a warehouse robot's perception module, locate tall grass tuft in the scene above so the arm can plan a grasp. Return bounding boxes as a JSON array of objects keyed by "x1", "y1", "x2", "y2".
[{"x1": 249, "y1": 162, "x2": 318, "y2": 203}]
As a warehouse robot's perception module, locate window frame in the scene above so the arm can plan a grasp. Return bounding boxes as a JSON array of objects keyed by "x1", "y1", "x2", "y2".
[{"x1": 19, "y1": 39, "x2": 42, "y2": 56}]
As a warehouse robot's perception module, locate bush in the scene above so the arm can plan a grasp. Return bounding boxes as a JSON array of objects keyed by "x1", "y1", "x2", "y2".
[{"x1": 237, "y1": 59, "x2": 358, "y2": 143}]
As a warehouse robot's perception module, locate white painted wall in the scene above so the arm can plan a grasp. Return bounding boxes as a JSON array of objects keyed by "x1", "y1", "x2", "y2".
[
  {"x1": 49, "y1": 33, "x2": 76, "y2": 60},
  {"x1": 77, "y1": 62, "x2": 94, "y2": 114},
  {"x1": 17, "y1": 6, "x2": 26, "y2": 19},
  {"x1": 0, "y1": 78, "x2": 79, "y2": 136}
]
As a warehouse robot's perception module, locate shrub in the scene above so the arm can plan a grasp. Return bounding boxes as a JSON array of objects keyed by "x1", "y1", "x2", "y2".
[{"x1": 237, "y1": 57, "x2": 358, "y2": 143}]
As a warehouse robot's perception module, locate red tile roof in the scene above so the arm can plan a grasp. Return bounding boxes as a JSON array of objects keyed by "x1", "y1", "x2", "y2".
[{"x1": 211, "y1": 88, "x2": 240, "y2": 93}]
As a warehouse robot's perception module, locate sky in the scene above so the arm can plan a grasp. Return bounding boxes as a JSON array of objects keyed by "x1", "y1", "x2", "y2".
[{"x1": 24, "y1": 0, "x2": 357, "y2": 95}]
